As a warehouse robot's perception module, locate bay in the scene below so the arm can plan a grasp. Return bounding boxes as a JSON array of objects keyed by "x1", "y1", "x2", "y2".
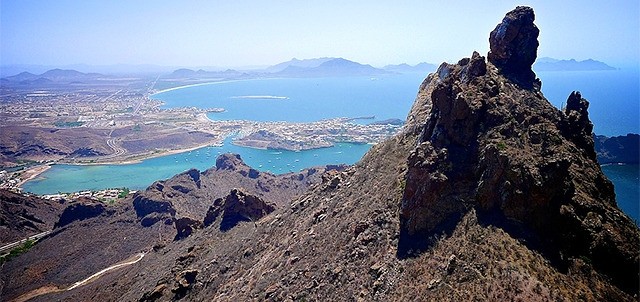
[
  {"x1": 23, "y1": 70, "x2": 639, "y2": 223},
  {"x1": 22, "y1": 137, "x2": 371, "y2": 195},
  {"x1": 153, "y1": 74, "x2": 427, "y2": 123}
]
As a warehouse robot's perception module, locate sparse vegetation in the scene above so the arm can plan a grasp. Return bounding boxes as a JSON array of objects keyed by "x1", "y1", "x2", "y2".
[
  {"x1": 118, "y1": 187, "x2": 131, "y2": 198},
  {"x1": 54, "y1": 121, "x2": 85, "y2": 128},
  {"x1": 0, "y1": 239, "x2": 35, "y2": 264}
]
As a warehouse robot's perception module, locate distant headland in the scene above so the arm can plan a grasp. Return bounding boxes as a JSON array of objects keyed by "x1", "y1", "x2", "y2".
[{"x1": 534, "y1": 57, "x2": 616, "y2": 71}]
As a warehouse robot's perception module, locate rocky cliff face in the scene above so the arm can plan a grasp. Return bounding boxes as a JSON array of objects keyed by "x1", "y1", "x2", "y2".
[
  {"x1": 400, "y1": 6, "x2": 638, "y2": 293},
  {"x1": 203, "y1": 188, "x2": 275, "y2": 231},
  {"x1": 55, "y1": 200, "x2": 113, "y2": 228},
  {"x1": 487, "y1": 6, "x2": 540, "y2": 88}
]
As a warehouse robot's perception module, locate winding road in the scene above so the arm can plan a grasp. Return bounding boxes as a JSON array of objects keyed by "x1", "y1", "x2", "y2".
[
  {"x1": 0, "y1": 231, "x2": 52, "y2": 255},
  {"x1": 66, "y1": 252, "x2": 146, "y2": 290},
  {"x1": 10, "y1": 252, "x2": 146, "y2": 302}
]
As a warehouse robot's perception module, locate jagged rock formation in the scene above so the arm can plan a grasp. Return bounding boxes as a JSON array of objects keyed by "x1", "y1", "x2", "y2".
[
  {"x1": 203, "y1": 188, "x2": 275, "y2": 231},
  {"x1": 1, "y1": 6, "x2": 638, "y2": 302},
  {"x1": 55, "y1": 200, "x2": 113, "y2": 228},
  {"x1": 132, "y1": 154, "x2": 344, "y2": 238},
  {"x1": 400, "y1": 6, "x2": 638, "y2": 293},
  {"x1": 488, "y1": 6, "x2": 540, "y2": 88}
]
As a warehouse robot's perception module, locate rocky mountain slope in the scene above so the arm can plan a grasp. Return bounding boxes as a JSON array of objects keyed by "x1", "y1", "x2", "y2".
[
  {"x1": 1, "y1": 6, "x2": 638, "y2": 302},
  {"x1": 0, "y1": 190, "x2": 66, "y2": 244},
  {"x1": 0, "y1": 156, "x2": 343, "y2": 301}
]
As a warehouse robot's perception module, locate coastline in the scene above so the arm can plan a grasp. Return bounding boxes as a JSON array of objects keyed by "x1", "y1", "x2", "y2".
[
  {"x1": 16, "y1": 165, "x2": 52, "y2": 187},
  {"x1": 67, "y1": 140, "x2": 224, "y2": 166},
  {"x1": 150, "y1": 76, "x2": 288, "y2": 97},
  {"x1": 151, "y1": 78, "x2": 259, "y2": 96}
]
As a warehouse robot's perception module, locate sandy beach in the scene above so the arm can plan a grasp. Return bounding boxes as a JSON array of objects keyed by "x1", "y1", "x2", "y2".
[
  {"x1": 150, "y1": 79, "x2": 247, "y2": 95},
  {"x1": 70, "y1": 140, "x2": 225, "y2": 166},
  {"x1": 16, "y1": 165, "x2": 52, "y2": 187}
]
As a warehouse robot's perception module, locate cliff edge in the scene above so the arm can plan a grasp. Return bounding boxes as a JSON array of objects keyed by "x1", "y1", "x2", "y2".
[{"x1": 401, "y1": 6, "x2": 638, "y2": 294}]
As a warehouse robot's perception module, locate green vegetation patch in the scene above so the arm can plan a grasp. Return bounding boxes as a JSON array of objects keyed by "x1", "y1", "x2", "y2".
[
  {"x1": 0, "y1": 239, "x2": 35, "y2": 264},
  {"x1": 54, "y1": 121, "x2": 85, "y2": 128},
  {"x1": 118, "y1": 187, "x2": 131, "y2": 198}
]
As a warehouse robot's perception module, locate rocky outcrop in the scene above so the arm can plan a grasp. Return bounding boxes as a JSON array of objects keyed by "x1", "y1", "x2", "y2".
[
  {"x1": 215, "y1": 153, "x2": 244, "y2": 171},
  {"x1": 133, "y1": 194, "x2": 176, "y2": 227},
  {"x1": 54, "y1": 201, "x2": 112, "y2": 228},
  {"x1": 595, "y1": 133, "x2": 640, "y2": 164},
  {"x1": 488, "y1": 6, "x2": 540, "y2": 88},
  {"x1": 562, "y1": 91, "x2": 596, "y2": 160},
  {"x1": 174, "y1": 217, "x2": 202, "y2": 240},
  {"x1": 0, "y1": 189, "x2": 65, "y2": 243},
  {"x1": 204, "y1": 189, "x2": 275, "y2": 231},
  {"x1": 400, "y1": 6, "x2": 639, "y2": 295}
]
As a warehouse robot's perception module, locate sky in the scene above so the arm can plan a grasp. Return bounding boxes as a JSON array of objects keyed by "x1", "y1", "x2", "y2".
[{"x1": 1, "y1": 0, "x2": 639, "y2": 69}]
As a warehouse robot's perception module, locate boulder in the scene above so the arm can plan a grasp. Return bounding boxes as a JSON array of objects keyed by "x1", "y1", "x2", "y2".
[
  {"x1": 203, "y1": 188, "x2": 275, "y2": 231},
  {"x1": 488, "y1": 6, "x2": 540, "y2": 88}
]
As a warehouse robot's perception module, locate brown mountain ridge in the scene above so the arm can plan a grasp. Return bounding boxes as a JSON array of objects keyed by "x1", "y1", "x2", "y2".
[{"x1": 1, "y1": 6, "x2": 638, "y2": 302}]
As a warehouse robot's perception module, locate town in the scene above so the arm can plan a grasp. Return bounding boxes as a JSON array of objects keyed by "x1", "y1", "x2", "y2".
[{"x1": 0, "y1": 75, "x2": 403, "y2": 196}]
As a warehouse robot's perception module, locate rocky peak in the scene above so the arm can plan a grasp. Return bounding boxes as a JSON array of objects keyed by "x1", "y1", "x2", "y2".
[
  {"x1": 215, "y1": 153, "x2": 246, "y2": 170},
  {"x1": 488, "y1": 6, "x2": 540, "y2": 88},
  {"x1": 401, "y1": 6, "x2": 639, "y2": 294},
  {"x1": 562, "y1": 91, "x2": 596, "y2": 160}
]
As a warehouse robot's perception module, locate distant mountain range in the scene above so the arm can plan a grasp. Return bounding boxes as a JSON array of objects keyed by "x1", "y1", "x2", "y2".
[
  {"x1": 273, "y1": 58, "x2": 389, "y2": 77},
  {"x1": 165, "y1": 57, "x2": 391, "y2": 79},
  {"x1": 265, "y1": 58, "x2": 334, "y2": 73},
  {"x1": 3, "y1": 57, "x2": 616, "y2": 83},
  {"x1": 3, "y1": 69, "x2": 106, "y2": 84},
  {"x1": 534, "y1": 57, "x2": 616, "y2": 71},
  {"x1": 383, "y1": 62, "x2": 437, "y2": 73}
]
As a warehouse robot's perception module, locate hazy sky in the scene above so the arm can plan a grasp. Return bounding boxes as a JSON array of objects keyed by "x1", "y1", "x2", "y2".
[{"x1": 1, "y1": 0, "x2": 638, "y2": 68}]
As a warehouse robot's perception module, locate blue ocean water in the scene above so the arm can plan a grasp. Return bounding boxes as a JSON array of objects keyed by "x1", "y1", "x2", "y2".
[
  {"x1": 601, "y1": 164, "x2": 640, "y2": 224},
  {"x1": 537, "y1": 68, "x2": 639, "y2": 136},
  {"x1": 23, "y1": 70, "x2": 639, "y2": 223},
  {"x1": 153, "y1": 74, "x2": 427, "y2": 123},
  {"x1": 152, "y1": 70, "x2": 640, "y2": 136}
]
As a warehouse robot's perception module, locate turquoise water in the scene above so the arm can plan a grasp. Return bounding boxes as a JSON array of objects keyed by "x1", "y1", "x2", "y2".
[{"x1": 22, "y1": 137, "x2": 371, "y2": 195}]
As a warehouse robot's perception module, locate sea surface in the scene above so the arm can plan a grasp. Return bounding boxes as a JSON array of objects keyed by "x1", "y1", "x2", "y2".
[
  {"x1": 601, "y1": 164, "x2": 640, "y2": 224},
  {"x1": 155, "y1": 74, "x2": 426, "y2": 123},
  {"x1": 23, "y1": 69, "x2": 639, "y2": 222},
  {"x1": 537, "y1": 68, "x2": 639, "y2": 136}
]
